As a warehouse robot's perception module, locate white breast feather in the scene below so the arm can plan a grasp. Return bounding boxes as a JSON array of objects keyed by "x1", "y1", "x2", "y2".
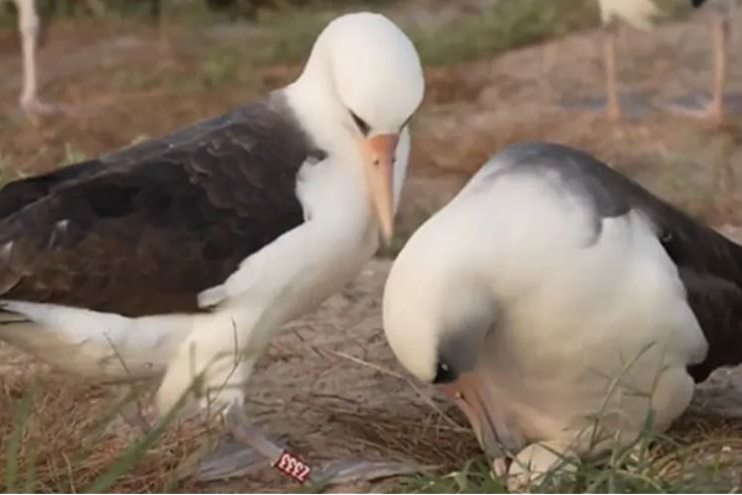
[{"x1": 468, "y1": 171, "x2": 704, "y2": 442}]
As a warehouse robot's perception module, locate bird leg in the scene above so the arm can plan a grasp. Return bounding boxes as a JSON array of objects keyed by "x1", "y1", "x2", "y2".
[
  {"x1": 117, "y1": 384, "x2": 156, "y2": 434},
  {"x1": 223, "y1": 404, "x2": 285, "y2": 463},
  {"x1": 603, "y1": 25, "x2": 622, "y2": 121},
  {"x1": 183, "y1": 404, "x2": 285, "y2": 482},
  {"x1": 99, "y1": 384, "x2": 155, "y2": 437},
  {"x1": 661, "y1": 12, "x2": 730, "y2": 121},
  {"x1": 707, "y1": 13, "x2": 728, "y2": 122},
  {"x1": 185, "y1": 404, "x2": 426, "y2": 485},
  {"x1": 165, "y1": 319, "x2": 427, "y2": 484},
  {"x1": 13, "y1": 0, "x2": 66, "y2": 122}
]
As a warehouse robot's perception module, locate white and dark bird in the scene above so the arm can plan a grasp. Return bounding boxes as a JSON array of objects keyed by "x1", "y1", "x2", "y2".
[
  {"x1": 0, "y1": 12, "x2": 424, "y2": 480},
  {"x1": 383, "y1": 142, "x2": 742, "y2": 483},
  {"x1": 597, "y1": 0, "x2": 730, "y2": 121}
]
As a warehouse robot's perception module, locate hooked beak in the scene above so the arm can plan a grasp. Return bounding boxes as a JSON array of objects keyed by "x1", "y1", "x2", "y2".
[
  {"x1": 439, "y1": 372, "x2": 505, "y2": 459},
  {"x1": 359, "y1": 133, "x2": 399, "y2": 244}
]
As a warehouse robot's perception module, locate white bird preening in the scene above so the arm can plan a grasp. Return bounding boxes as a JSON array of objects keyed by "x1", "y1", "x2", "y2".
[
  {"x1": 0, "y1": 12, "x2": 423, "y2": 481},
  {"x1": 597, "y1": 0, "x2": 731, "y2": 121},
  {"x1": 383, "y1": 142, "x2": 742, "y2": 484}
]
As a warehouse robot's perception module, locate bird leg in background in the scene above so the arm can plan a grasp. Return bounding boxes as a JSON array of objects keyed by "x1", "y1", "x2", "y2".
[
  {"x1": 603, "y1": 25, "x2": 622, "y2": 121},
  {"x1": 14, "y1": 0, "x2": 66, "y2": 121},
  {"x1": 16, "y1": 0, "x2": 41, "y2": 112},
  {"x1": 708, "y1": 13, "x2": 728, "y2": 122},
  {"x1": 149, "y1": 0, "x2": 174, "y2": 54}
]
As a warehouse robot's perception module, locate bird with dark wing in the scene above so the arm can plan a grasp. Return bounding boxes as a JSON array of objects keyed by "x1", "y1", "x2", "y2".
[{"x1": 0, "y1": 11, "x2": 424, "y2": 482}]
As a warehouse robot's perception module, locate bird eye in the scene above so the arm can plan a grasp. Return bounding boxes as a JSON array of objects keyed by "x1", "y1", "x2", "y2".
[
  {"x1": 433, "y1": 361, "x2": 456, "y2": 384},
  {"x1": 350, "y1": 110, "x2": 371, "y2": 136}
]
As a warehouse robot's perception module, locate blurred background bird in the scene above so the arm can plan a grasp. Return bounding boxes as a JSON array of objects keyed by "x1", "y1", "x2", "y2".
[
  {"x1": 5, "y1": 0, "x2": 53, "y2": 120},
  {"x1": 597, "y1": 0, "x2": 735, "y2": 122}
]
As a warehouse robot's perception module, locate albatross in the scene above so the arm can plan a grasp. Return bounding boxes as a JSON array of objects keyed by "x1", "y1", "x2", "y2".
[
  {"x1": 383, "y1": 142, "x2": 742, "y2": 484},
  {"x1": 597, "y1": 0, "x2": 719, "y2": 120},
  {"x1": 0, "y1": 11, "x2": 423, "y2": 480}
]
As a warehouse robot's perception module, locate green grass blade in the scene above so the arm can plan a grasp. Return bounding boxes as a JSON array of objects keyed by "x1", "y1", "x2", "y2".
[
  {"x1": 3, "y1": 390, "x2": 32, "y2": 494},
  {"x1": 82, "y1": 396, "x2": 186, "y2": 494}
]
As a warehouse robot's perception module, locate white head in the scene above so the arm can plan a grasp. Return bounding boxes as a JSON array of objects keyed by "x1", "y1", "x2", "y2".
[
  {"x1": 382, "y1": 226, "x2": 496, "y2": 385},
  {"x1": 382, "y1": 218, "x2": 503, "y2": 458},
  {"x1": 292, "y1": 13, "x2": 425, "y2": 242}
]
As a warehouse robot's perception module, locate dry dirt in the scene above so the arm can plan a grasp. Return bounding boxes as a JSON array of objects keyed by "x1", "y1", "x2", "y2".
[{"x1": 3, "y1": 6, "x2": 742, "y2": 493}]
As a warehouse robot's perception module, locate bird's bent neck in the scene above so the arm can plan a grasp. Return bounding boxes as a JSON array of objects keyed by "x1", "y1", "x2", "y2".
[
  {"x1": 283, "y1": 49, "x2": 355, "y2": 158},
  {"x1": 283, "y1": 64, "x2": 383, "y2": 237}
]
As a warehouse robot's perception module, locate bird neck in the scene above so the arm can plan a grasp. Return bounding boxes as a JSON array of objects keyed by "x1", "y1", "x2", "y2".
[
  {"x1": 285, "y1": 54, "x2": 348, "y2": 150},
  {"x1": 283, "y1": 73, "x2": 389, "y2": 239},
  {"x1": 283, "y1": 64, "x2": 411, "y2": 248}
]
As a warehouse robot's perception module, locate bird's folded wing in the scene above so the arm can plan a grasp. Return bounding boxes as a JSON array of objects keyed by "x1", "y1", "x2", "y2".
[{"x1": 0, "y1": 95, "x2": 317, "y2": 317}]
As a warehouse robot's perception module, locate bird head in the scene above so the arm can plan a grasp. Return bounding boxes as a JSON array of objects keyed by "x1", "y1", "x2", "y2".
[{"x1": 296, "y1": 13, "x2": 424, "y2": 243}]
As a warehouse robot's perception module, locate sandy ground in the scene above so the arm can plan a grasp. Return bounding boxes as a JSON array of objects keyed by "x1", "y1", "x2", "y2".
[{"x1": 2, "y1": 4, "x2": 742, "y2": 492}]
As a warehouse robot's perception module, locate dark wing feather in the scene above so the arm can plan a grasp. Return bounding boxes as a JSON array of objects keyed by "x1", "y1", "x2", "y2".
[
  {"x1": 496, "y1": 142, "x2": 742, "y2": 382},
  {"x1": 0, "y1": 160, "x2": 101, "y2": 220},
  {"x1": 0, "y1": 93, "x2": 323, "y2": 317}
]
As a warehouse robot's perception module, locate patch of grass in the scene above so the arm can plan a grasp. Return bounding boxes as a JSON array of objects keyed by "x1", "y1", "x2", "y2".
[
  {"x1": 0, "y1": 371, "x2": 209, "y2": 492},
  {"x1": 188, "y1": 0, "x2": 594, "y2": 71},
  {"x1": 200, "y1": 46, "x2": 256, "y2": 88},
  {"x1": 0, "y1": 326, "x2": 262, "y2": 492},
  {"x1": 409, "y1": 0, "x2": 698, "y2": 66},
  {"x1": 183, "y1": 0, "x2": 680, "y2": 76},
  {"x1": 0, "y1": 150, "x2": 25, "y2": 186},
  {"x1": 181, "y1": 0, "x2": 592, "y2": 74},
  {"x1": 113, "y1": 69, "x2": 165, "y2": 92},
  {"x1": 400, "y1": 457, "x2": 506, "y2": 493},
  {"x1": 202, "y1": 6, "x2": 340, "y2": 68},
  {"x1": 168, "y1": 4, "x2": 341, "y2": 88},
  {"x1": 61, "y1": 142, "x2": 86, "y2": 166},
  {"x1": 410, "y1": 0, "x2": 599, "y2": 66},
  {"x1": 399, "y1": 417, "x2": 742, "y2": 494}
]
